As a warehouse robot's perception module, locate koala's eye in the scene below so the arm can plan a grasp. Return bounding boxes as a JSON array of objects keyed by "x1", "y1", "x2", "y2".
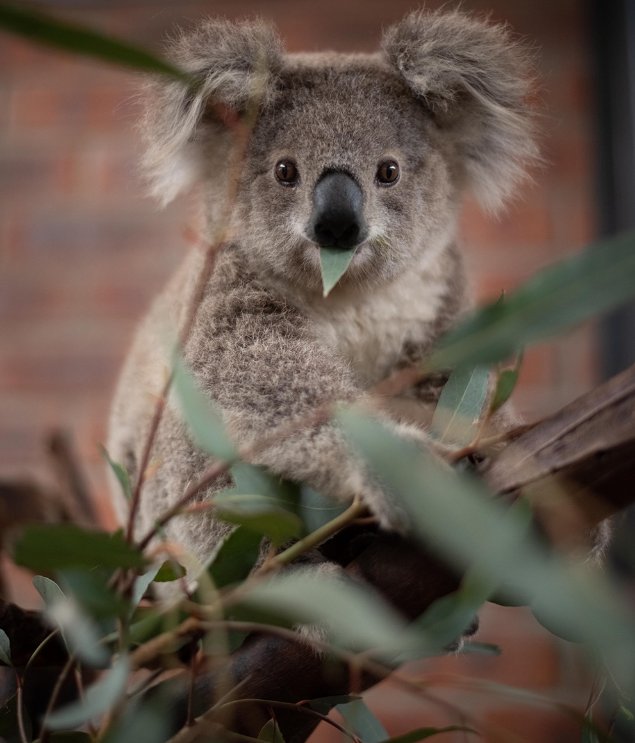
[
  {"x1": 376, "y1": 160, "x2": 400, "y2": 186},
  {"x1": 275, "y1": 159, "x2": 299, "y2": 186}
]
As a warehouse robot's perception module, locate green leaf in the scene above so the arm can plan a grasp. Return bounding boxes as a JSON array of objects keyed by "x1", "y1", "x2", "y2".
[
  {"x1": 430, "y1": 364, "x2": 490, "y2": 446},
  {"x1": 58, "y1": 569, "x2": 128, "y2": 619},
  {"x1": 101, "y1": 693, "x2": 174, "y2": 743},
  {"x1": 101, "y1": 447, "x2": 132, "y2": 501},
  {"x1": 33, "y1": 575, "x2": 66, "y2": 606},
  {"x1": 47, "y1": 655, "x2": 130, "y2": 730},
  {"x1": 336, "y1": 699, "x2": 387, "y2": 742},
  {"x1": 319, "y1": 247, "x2": 357, "y2": 297},
  {"x1": 173, "y1": 355, "x2": 237, "y2": 461},
  {"x1": 0, "y1": 628, "x2": 11, "y2": 665},
  {"x1": 409, "y1": 573, "x2": 489, "y2": 654},
  {"x1": 259, "y1": 719, "x2": 286, "y2": 743},
  {"x1": 337, "y1": 408, "x2": 635, "y2": 687},
  {"x1": 130, "y1": 565, "x2": 161, "y2": 612},
  {"x1": 299, "y1": 486, "x2": 348, "y2": 534},
  {"x1": 34, "y1": 576, "x2": 109, "y2": 667},
  {"x1": 13, "y1": 525, "x2": 146, "y2": 572},
  {"x1": 307, "y1": 696, "x2": 361, "y2": 715},
  {"x1": 153, "y1": 560, "x2": 186, "y2": 582},
  {"x1": 241, "y1": 570, "x2": 412, "y2": 656},
  {"x1": 208, "y1": 526, "x2": 262, "y2": 589},
  {"x1": 0, "y1": 3, "x2": 187, "y2": 80},
  {"x1": 490, "y1": 352, "x2": 522, "y2": 414},
  {"x1": 215, "y1": 492, "x2": 303, "y2": 546},
  {"x1": 384, "y1": 726, "x2": 478, "y2": 743},
  {"x1": 428, "y1": 231, "x2": 635, "y2": 370}
]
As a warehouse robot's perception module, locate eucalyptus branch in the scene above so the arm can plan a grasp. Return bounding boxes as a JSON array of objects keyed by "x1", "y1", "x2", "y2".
[{"x1": 259, "y1": 497, "x2": 366, "y2": 572}]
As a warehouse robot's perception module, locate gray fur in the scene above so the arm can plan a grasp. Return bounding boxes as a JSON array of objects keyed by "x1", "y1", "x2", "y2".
[{"x1": 108, "y1": 10, "x2": 536, "y2": 575}]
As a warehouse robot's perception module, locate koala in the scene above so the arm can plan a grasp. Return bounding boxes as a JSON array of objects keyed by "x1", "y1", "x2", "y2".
[{"x1": 108, "y1": 10, "x2": 536, "y2": 577}]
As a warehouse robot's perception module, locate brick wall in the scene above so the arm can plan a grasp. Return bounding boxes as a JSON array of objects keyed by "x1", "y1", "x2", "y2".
[{"x1": 0, "y1": 0, "x2": 601, "y2": 740}]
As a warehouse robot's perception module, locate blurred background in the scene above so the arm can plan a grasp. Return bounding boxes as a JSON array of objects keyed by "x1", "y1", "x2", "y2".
[{"x1": 1, "y1": 0, "x2": 634, "y2": 741}]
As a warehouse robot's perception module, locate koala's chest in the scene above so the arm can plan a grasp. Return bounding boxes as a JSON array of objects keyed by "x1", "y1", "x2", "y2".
[{"x1": 308, "y1": 271, "x2": 449, "y2": 385}]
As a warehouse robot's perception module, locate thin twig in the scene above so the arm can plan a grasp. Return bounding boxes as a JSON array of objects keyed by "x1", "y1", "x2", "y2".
[
  {"x1": 38, "y1": 654, "x2": 76, "y2": 743},
  {"x1": 15, "y1": 672, "x2": 29, "y2": 743}
]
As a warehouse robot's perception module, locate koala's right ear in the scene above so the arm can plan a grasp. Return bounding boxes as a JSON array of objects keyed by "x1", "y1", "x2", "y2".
[{"x1": 141, "y1": 19, "x2": 283, "y2": 205}]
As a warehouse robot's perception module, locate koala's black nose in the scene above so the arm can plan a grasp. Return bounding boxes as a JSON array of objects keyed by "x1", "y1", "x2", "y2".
[{"x1": 309, "y1": 171, "x2": 368, "y2": 250}]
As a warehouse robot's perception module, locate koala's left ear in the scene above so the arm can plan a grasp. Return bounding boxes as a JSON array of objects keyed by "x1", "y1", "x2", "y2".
[
  {"x1": 382, "y1": 10, "x2": 538, "y2": 211},
  {"x1": 141, "y1": 19, "x2": 283, "y2": 205}
]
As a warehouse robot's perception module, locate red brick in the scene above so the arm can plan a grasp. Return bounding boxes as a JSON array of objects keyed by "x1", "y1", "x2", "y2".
[{"x1": 483, "y1": 705, "x2": 582, "y2": 743}]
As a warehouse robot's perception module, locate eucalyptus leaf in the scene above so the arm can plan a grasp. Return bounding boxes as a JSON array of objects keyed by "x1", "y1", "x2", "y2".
[
  {"x1": 336, "y1": 698, "x2": 387, "y2": 742},
  {"x1": 14, "y1": 525, "x2": 146, "y2": 572},
  {"x1": 215, "y1": 492, "x2": 303, "y2": 546},
  {"x1": 430, "y1": 364, "x2": 490, "y2": 446},
  {"x1": 259, "y1": 719, "x2": 286, "y2": 743},
  {"x1": 58, "y1": 569, "x2": 128, "y2": 619},
  {"x1": 338, "y1": 408, "x2": 635, "y2": 686},
  {"x1": 46, "y1": 655, "x2": 130, "y2": 730},
  {"x1": 428, "y1": 230, "x2": 635, "y2": 370},
  {"x1": 208, "y1": 526, "x2": 262, "y2": 589},
  {"x1": 307, "y1": 696, "x2": 361, "y2": 715},
  {"x1": 101, "y1": 447, "x2": 132, "y2": 501},
  {"x1": 0, "y1": 4, "x2": 187, "y2": 80},
  {"x1": 173, "y1": 355, "x2": 237, "y2": 461},
  {"x1": 101, "y1": 692, "x2": 174, "y2": 743},
  {"x1": 241, "y1": 570, "x2": 413, "y2": 656},
  {"x1": 34, "y1": 575, "x2": 108, "y2": 667},
  {"x1": 299, "y1": 486, "x2": 347, "y2": 534},
  {"x1": 131, "y1": 564, "x2": 161, "y2": 611},
  {"x1": 490, "y1": 367, "x2": 519, "y2": 413},
  {"x1": 319, "y1": 247, "x2": 357, "y2": 297},
  {"x1": 0, "y1": 628, "x2": 11, "y2": 666},
  {"x1": 154, "y1": 560, "x2": 186, "y2": 582}
]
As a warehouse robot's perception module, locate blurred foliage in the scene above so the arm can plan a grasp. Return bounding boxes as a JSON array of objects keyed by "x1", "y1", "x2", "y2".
[{"x1": 1, "y1": 5, "x2": 635, "y2": 743}]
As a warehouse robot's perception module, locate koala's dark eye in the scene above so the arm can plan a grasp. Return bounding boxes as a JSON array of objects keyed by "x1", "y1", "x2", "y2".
[
  {"x1": 376, "y1": 160, "x2": 400, "y2": 186},
  {"x1": 275, "y1": 159, "x2": 299, "y2": 186}
]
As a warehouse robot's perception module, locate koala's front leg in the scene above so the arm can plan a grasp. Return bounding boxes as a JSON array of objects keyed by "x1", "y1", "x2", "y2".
[{"x1": 184, "y1": 291, "x2": 413, "y2": 532}]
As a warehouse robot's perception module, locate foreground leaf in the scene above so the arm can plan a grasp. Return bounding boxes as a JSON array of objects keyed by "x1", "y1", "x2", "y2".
[
  {"x1": 34, "y1": 576, "x2": 109, "y2": 667},
  {"x1": 47, "y1": 655, "x2": 130, "y2": 730},
  {"x1": 215, "y1": 492, "x2": 303, "y2": 546},
  {"x1": 429, "y1": 231, "x2": 635, "y2": 369},
  {"x1": 241, "y1": 571, "x2": 411, "y2": 656},
  {"x1": 101, "y1": 447, "x2": 132, "y2": 501},
  {"x1": 259, "y1": 719, "x2": 286, "y2": 743},
  {"x1": 430, "y1": 365, "x2": 490, "y2": 446},
  {"x1": 14, "y1": 525, "x2": 146, "y2": 572},
  {"x1": 208, "y1": 526, "x2": 262, "y2": 589},
  {"x1": 0, "y1": 3, "x2": 187, "y2": 80},
  {"x1": 307, "y1": 696, "x2": 361, "y2": 715},
  {"x1": 338, "y1": 409, "x2": 635, "y2": 687},
  {"x1": 173, "y1": 355, "x2": 236, "y2": 461},
  {"x1": 336, "y1": 698, "x2": 387, "y2": 742},
  {"x1": 0, "y1": 628, "x2": 11, "y2": 665},
  {"x1": 319, "y1": 247, "x2": 357, "y2": 297}
]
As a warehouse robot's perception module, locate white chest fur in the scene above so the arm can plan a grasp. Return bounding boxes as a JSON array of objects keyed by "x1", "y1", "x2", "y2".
[{"x1": 306, "y1": 251, "x2": 452, "y2": 385}]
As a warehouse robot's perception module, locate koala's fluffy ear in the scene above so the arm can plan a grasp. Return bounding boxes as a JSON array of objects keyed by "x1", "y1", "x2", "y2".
[
  {"x1": 382, "y1": 10, "x2": 537, "y2": 212},
  {"x1": 141, "y1": 19, "x2": 282, "y2": 205}
]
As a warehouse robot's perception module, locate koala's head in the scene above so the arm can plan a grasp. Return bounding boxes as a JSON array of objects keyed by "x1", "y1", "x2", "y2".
[{"x1": 142, "y1": 10, "x2": 536, "y2": 295}]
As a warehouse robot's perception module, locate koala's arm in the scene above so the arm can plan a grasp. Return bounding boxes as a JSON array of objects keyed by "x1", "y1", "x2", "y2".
[{"x1": 181, "y1": 269, "x2": 412, "y2": 530}]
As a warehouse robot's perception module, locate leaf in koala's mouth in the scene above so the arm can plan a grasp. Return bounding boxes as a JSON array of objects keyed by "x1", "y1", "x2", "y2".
[{"x1": 319, "y1": 247, "x2": 357, "y2": 297}]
